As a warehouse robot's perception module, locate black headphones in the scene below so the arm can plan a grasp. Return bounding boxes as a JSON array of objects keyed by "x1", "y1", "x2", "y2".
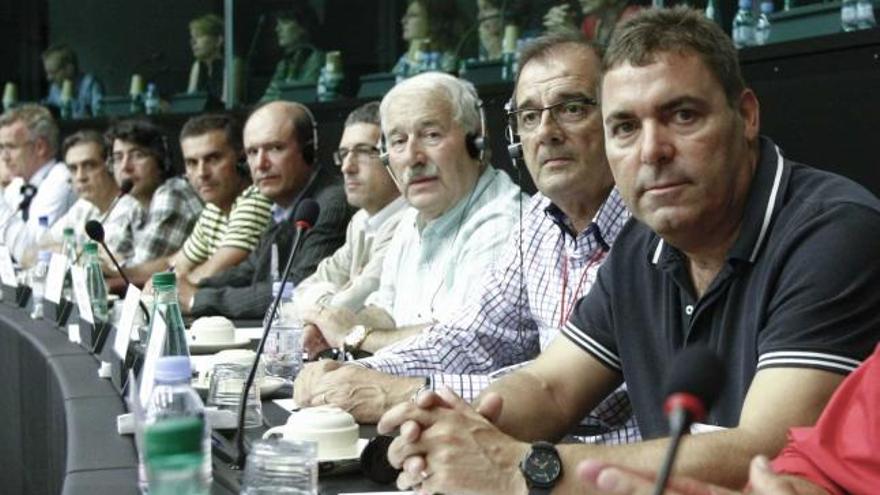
[
  {"x1": 504, "y1": 97, "x2": 523, "y2": 163},
  {"x1": 292, "y1": 102, "x2": 319, "y2": 166},
  {"x1": 379, "y1": 97, "x2": 487, "y2": 175}
]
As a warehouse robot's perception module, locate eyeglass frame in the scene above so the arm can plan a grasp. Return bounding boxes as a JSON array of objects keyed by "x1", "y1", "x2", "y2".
[
  {"x1": 506, "y1": 97, "x2": 598, "y2": 135},
  {"x1": 332, "y1": 144, "x2": 381, "y2": 167}
]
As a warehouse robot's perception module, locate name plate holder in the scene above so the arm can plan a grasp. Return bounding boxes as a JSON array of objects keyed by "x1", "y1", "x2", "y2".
[
  {"x1": 1, "y1": 284, "x2": 30, "y2": 308},
  {"x1": 80, "y1": 317, "x2": 114, "y2": 356},
  {"x1": 106, "y1": 285, "x2": 143, "y2": 392},
  {"x1": 44, "y1": 254, "x2": 73, "y2": 327}
]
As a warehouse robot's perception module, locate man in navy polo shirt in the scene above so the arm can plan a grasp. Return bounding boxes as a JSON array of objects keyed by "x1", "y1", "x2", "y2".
[{"x1": 377, "y1": 7, "x2": 880, "y2": 495}]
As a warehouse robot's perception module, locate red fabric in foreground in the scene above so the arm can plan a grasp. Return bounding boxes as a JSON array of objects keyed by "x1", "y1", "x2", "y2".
[{"x1": 771, "y1": 344, "x2": 880, "y2": 495}]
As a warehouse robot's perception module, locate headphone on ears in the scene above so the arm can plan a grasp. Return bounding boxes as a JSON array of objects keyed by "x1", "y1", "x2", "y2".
[
  {"x1": 292, "y1": 102, "x2": 319, "y2": 166},
  {"x1": 378, "y1": 97, "x2": 488, "y2": 180},
  {"x1": 504, "y1": 97, "x2": 523, "y2": 163}
]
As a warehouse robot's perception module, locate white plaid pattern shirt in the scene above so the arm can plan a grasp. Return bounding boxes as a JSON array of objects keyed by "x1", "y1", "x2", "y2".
[{"x1": 360, "y1": 188, "x2": 642, "y2": 444}]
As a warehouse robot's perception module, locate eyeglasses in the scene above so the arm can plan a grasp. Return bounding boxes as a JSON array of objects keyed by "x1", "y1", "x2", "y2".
[
  {"x1": 507, "y1": 97, "x2": 597, "y2": 135},
  {"x1": 333, "y1": 145, "x2": 380, "y2": 166},
  {"x1": 0, "y1": 140, "x2": 34, "y2": 154}
]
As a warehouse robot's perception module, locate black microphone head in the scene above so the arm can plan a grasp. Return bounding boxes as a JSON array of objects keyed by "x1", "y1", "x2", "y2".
[
  {"x1": 663, "y1": 346, "x2": 725, "y2": 420},
  {"x1": 293, "y1": 198, "x2": 320, "y2": 230},
  {"x1": 20, "y1": 184, "x2": 36, "y2": 198},
  {"x1": 119, "y1": 179, "x2": 134, "y2": 195},
  {"x1": 84, "y1": 219, "x2": 105, "y2": 243}
]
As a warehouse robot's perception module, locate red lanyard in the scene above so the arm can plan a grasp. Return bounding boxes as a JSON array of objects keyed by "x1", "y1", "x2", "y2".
[{"x1": 559, "y1": 249, "x2": 605, "y2": 327}]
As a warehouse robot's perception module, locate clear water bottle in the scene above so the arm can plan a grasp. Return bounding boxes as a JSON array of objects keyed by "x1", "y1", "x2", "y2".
[
  {"x1": 61, "y1": 227, "x2": 76, "y2": 300},
  {"x1": 317, "y1": 51, "x2": 344, "y2": 103},
  {"x1": 144, "y1": 83, "x2": 160, "y2": 116},
  {"x1": 29, "y1": 250, "x2": 51, "y2": 319},
  {"x1": 755, "y1": 1, "x2": 773, "y2": 45},
  {"x1": 857, "y1": 0, "x2": 877, "y2": 29},
  {"x1": 147, "y1": 272, "x2": 190, "y2": 356},
  {"x1": 83, "y1": 241, "x2": 109, "y2": 322},
  {"x1": 263, "y1": 282, "x2": 303, "y2": 380},
  {"x1": 141, "y1": 356, "x2": 210, "y2": 494},
  {"x1": 841, "y1": 0, "x2": 860, "y2": 31},
  {"x1": 732, "y1": 0, "x2": 757, "y2": 49}
]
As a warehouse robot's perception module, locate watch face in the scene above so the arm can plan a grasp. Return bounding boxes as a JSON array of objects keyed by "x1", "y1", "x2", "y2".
[{"x1": 524, "y1": 449, "x2": 562, "y2": 486}]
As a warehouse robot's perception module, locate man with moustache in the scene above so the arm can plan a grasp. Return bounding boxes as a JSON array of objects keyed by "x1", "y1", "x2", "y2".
[
  {"x1": 378, "y1": 8, "x2": 880, "y2": 494},
  {"x1": 295, "y1": 36, "x2": 637, "y2": 443},
  {"x1": 183, "y1": 101, "x2": 351, "y2": 319},
  {"x1": 300, "y1": 71, "x2": 523, "y2": 360},
  {"x1": 295, "y1": 102, "x2": 407, "y2": 352},
  {"x1": 137, "y1": 114, "x2": 272, "y2": 290}
]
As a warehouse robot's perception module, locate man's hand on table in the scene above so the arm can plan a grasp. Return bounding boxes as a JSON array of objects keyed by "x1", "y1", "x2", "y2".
[
  {"x1": 299, "y1": 304, "x2": 356, "y2": 349},
  {"x1": 302, "y1": 323, "x2": 331, "y2": 359},
  {"x1": 294, "y1": 360, "x2": 424, "y2": 423},
  {"x1": 577, "y1": 455, "x2": 823, "y2": 495},
  {"x1": 377, "y1": 387, "x2": 530, "y2": 495}
]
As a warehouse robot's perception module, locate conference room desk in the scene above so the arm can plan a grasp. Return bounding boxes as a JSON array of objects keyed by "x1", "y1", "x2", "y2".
[{"x1": 0, "y1": 303, "x2": 394, "y2": 494}]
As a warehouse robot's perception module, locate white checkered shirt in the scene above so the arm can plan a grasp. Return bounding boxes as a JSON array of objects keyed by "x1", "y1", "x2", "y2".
[{"x1": 360, "y1": 188, "x2": 642, "y2": 444}]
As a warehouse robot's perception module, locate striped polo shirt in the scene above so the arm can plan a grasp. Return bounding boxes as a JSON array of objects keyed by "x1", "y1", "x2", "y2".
[{"x1": 182, "y1": 184, "x2": 272, "y2": 264}]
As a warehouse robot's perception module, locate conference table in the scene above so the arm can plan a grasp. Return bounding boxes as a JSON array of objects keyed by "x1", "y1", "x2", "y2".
[{"x1": 0, "y1": 302, "x2": 395, "y2": 495}]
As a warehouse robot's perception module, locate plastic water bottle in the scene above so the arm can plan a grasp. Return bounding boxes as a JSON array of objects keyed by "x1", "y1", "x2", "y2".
[
  {"x1": 841, "y1": 0, "x2": 860, "y2": 31},
  {"x1": 144, "y1": 83, "x2": 160, "y2": 115},
  {"x1": 732, "y1": 0, "x2": 757, "y2": 48},
  {"x1": 141, "y1": 356, "x2": 210, "y2": 494},
  {"x1": 29, "y1": 250, "x2": 51, "y2": 319},
  {"x1": 755, "y1": 1, "x2": 773, "y2": 45},
  {"x1": 83, "y1": 241, "x2": 109, "y2": 322},
  {"x1": 317, "y1": 51, "x2": 344, "y2": 102},
  {"x1": 263, "y1": 282, "x2": 303, "y2": 380},
  {"x1": 857, "y1": 0, "x2": 877, "y2": 29},
  {"x1": 147, "y1": 272, "x2": 190, "y2": 356},
  {"x1": 61, "y1": 227, "x2": 76, "y2": 300}
]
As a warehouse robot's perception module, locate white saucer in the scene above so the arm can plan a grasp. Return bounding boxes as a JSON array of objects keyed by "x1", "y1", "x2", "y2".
[
  {"x1": 188, "y1": 336, "x2": 252, "y2": 354},
  {"x1": 318, "y1": 438, "x2": 369, "y2": 463},
  {"x1": 192, "y1": 375, "x2": 288, "y2": 398}
]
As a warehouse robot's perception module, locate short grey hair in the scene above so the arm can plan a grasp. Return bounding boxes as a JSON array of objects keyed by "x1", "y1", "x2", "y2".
[
  {"x1": 380, "y1": 71, "x2": 481, "y2": 136},
  {"x1": 0, "y1": 104, "x2": 59, "y2": 154}
]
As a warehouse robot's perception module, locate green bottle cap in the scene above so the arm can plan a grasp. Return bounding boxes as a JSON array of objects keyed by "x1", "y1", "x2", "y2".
[
  {"x1": 144, "y1": 417, "x2": 204, "y2": 460},
  {"x1": 83, "y1": 241, "x2": 98, "y2": 254},
  {"x1": 152, "y1": 271, "x2": 176, "y2": 287},
  {"x1": 63, "y1": 227, "x2": 75, "y2": 236}
]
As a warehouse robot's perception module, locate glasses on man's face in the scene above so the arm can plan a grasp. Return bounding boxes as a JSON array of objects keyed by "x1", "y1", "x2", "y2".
[
  {"x1": 507, "y1": 97, "x2": 597, "y2": 135},
  {"x1": 0, "y1": 140, "x2": 34, "y2": 155},
  {"x1": 333, "y1": 144, "x2": 381, "y2": 166}
]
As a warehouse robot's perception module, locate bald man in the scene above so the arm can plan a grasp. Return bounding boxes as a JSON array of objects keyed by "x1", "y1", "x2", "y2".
[{"x1": 183, "y1": 101, "x2": 353, "y2": 319}]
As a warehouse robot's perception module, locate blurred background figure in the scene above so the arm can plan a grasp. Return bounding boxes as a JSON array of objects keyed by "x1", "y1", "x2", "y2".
[
  {"x1": 260, "y1": 6, "x2": 324, "y2": 102},
  {"x1": 187, "y1": 14, "x2": 225, "y2": 101},
  {"x1": 477, "y1": 0, "x2": 505, "y2": 60},
  {"x1": 544, "y1": 0, "x2": 641, "y2": 44},
  {"x1": 41, "y1": 43, "x2": 105, "y2": 118},
  {"x1": 392, "y1": 0, "x2": 464, "y2": 78}
]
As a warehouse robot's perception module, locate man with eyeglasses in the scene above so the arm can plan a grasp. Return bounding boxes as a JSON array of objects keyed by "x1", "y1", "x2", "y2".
[
  {"x1": 294, "y1": 102, "x2": 407, "y2": 354},
  {"x1": 104, "y1": 119, "x2": 202, "y2": 285},
  {"x1": 0, "y1": 104, "x2": 76, "y2": 262}
]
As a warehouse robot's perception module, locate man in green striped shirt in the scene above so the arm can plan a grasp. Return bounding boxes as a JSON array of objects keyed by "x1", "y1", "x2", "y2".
[{"x1": 146, "y1": 114, "x2": 272, "y2": 289}]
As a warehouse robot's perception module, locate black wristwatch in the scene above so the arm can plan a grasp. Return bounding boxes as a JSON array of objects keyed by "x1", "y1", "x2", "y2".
[{"x1": 519, "y1": 441, "x2": 563, "y2": 495}]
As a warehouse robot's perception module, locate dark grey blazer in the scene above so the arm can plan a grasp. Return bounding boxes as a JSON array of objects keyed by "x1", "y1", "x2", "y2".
[{"x1": 191, "y1": 169, "x2": 354, "y2": 319}]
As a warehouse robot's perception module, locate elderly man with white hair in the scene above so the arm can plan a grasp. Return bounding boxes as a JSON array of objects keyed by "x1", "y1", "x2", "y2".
[{"x1": 300, "y1": 71, "x2": 525, "y2": 361}]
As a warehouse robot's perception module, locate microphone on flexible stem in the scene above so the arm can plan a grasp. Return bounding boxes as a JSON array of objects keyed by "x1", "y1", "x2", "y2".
[
  {"x1": 652, "y1": 346, "x2": 725, "y2": 495},
  {"x1": 233, "y1": 198, "x2": 320, "y2": 469},
  {"x1": 84, "y1": 219, "x2": 150, "y2": 324},
  {"x1": 0, "y1": 184, "x2": 37, "y2": 233}
]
